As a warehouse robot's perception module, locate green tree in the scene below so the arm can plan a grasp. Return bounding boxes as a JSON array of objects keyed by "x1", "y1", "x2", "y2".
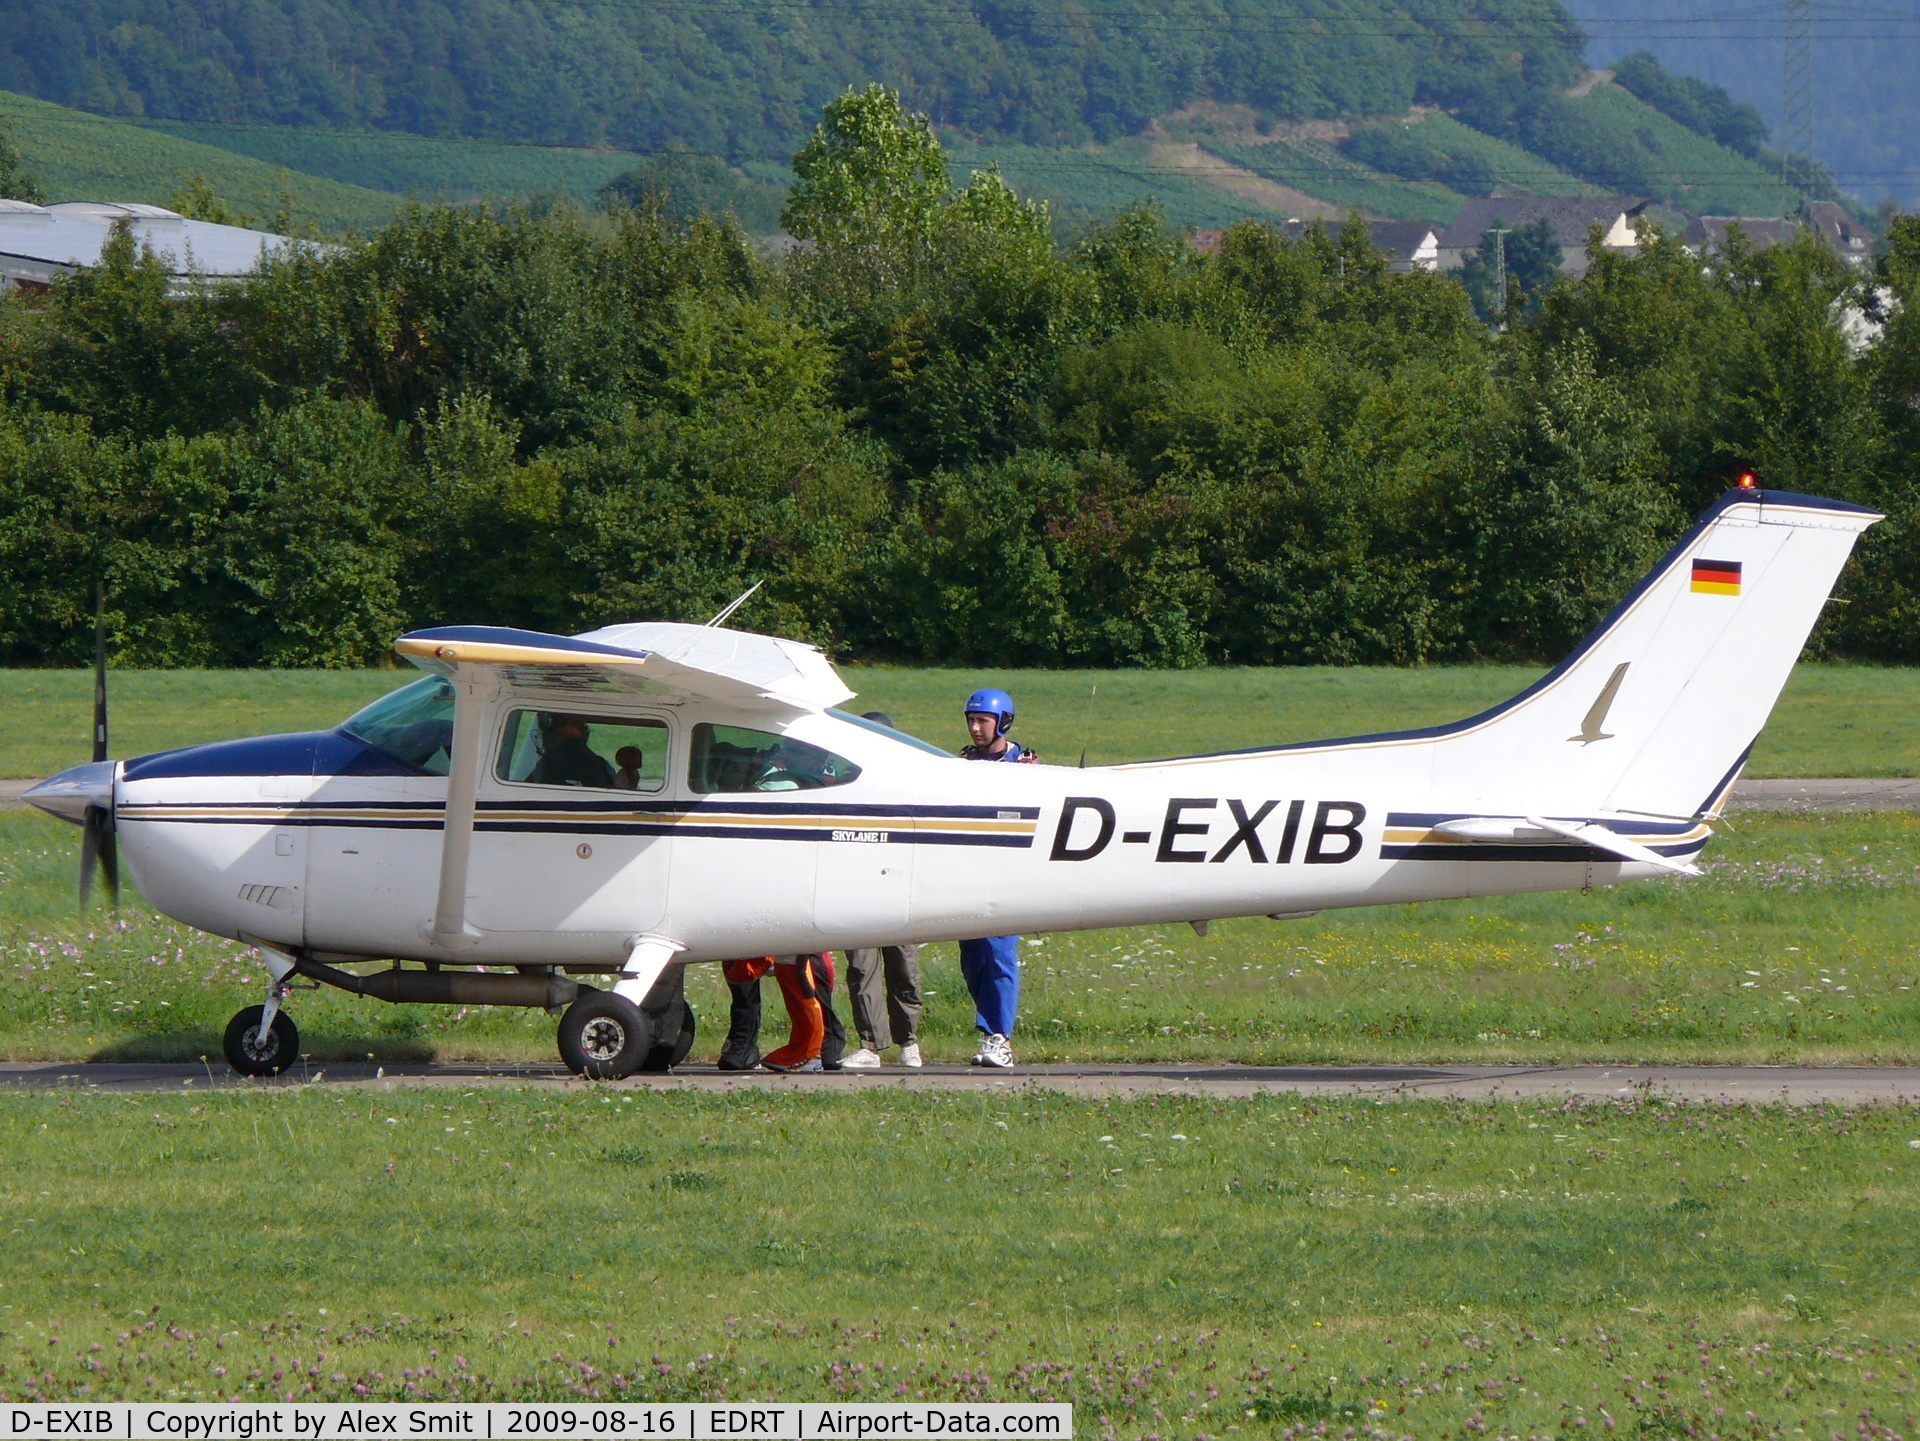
[
  {"x1": 1460, "y1": 215, "x2": 1561, "y2": 322},
  {"x1": 167, "y1": 174, "x2": 251, "y2": 227},
  {"x1": 782, "y1": 85, "x2": 949, "y2": 254},
  {"x1": 36, "y1": 219, "x2": 249, "y2": 439}
]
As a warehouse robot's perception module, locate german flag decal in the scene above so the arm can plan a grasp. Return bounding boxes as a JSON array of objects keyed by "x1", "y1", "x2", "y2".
[{"x1": 1691, "y1": 558, "x2": 1742, "y2": 595}]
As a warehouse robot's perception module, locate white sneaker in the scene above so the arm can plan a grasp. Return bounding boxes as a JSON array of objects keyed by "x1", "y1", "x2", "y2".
[
  {"x1": 897, "y1": 1042, "x2": 923, "y2": 1069},
  {"x1": 970, "y1": 1033, "x2": 1014, "y2": 1068},
  {"x1": 841, "y1": 1047, "x2": 883, "y2": 1069}
]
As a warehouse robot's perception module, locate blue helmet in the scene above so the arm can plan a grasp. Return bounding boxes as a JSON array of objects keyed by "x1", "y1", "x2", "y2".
[{"x1": 964, "y1": 688, "x2": 1015, "y2": 737}]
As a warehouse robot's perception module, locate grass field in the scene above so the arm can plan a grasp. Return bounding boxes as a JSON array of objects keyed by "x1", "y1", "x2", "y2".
[
  {"x1": 2, "y1": 1083, "x2": 1917, "y2": 1433},
  {"x1": 7, "y1": 665, "x2": 1920, "y2": 1424},
  {"x1": 0, "y1": 90, "x2": 404, "y2": 234},
  {"x1": 2, "y1": 661, "x2": 1914, "y2": 780}
]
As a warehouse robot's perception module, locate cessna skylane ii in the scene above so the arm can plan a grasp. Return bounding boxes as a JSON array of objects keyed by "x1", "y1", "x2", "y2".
[{"x1": 23, "y1": 486, "x2": 1879, "y2": 1078}]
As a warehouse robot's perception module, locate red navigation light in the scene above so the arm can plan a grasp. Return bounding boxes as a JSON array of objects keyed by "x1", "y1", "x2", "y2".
[{"x1": 1737, "y1": 471, "x2": 1757, "y2": 489}]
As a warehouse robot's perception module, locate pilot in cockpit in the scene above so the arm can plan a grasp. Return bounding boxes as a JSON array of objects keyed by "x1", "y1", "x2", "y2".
[{"x1": 528, "y1": 714, "x2": 617, "y2": 788}]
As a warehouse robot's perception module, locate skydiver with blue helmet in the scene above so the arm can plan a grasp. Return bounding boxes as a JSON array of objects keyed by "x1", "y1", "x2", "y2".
[{"x1": 958, "y1": 687, "x2": 1036, "y2": 1068}]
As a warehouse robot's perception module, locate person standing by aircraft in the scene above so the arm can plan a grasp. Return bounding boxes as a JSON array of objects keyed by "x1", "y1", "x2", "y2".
[
  {"x1": 720, "y1": 954, "x2": 846, "y2": 1072},
  {"x1": 957, "y1": 688, "x2": 1035, "y2": 1069},
  {"x1": 840, "y1": 711, "x2": 927, "y2": 1070}
]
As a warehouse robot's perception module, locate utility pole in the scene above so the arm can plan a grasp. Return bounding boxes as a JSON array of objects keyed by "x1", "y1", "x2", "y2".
[
  {"x1": 1780, "y1": 0, "x2": 1812, "y2": 211},
  {"x1": 1489, "y1": 227, "x2": 1511, "y2": 318}
]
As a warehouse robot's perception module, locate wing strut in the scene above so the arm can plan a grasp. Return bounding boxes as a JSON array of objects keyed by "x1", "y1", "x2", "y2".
[{"x1": 430, "y1": 668, "x2": 494, "y2": 951}]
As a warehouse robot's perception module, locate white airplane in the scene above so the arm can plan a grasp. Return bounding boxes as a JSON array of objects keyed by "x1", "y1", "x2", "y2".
[{"x1": 24, "y1": 484, "x2": 1877, "y2": 1078}]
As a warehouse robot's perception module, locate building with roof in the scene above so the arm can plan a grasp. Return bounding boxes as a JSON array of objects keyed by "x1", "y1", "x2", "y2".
[
  {"x1": 1801, "y1": 202, "x2": 1874, "y2": 268},
  {"x1": 1681, "y1": 202, "x2": 1875, "y2": 268},
  {"x1": 0, "y1": 201, "x2": 299, "y2": 296},
  {"x1": 1436, "y1": 197, "x2": 1651, "y2": 277},
  {"x1": 1679, "y1": 215, "x2": 1805, "y2": 254}
]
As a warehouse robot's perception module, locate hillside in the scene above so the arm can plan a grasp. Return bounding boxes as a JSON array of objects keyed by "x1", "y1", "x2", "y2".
[
  {"x1": 0, "y1": 0, "x2": 1838, "y2": 236},
  {"x1": 0, "y1": 90, "x2": 401, "y2": 232},
  {"x1": 0, "y1": 0, "x2": 1589, "y2": 160},
  {"x1": 1542, "y1": 81, "x2": 1791, "y2": 217}
]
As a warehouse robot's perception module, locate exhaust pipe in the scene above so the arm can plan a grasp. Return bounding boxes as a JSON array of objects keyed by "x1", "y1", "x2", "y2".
[{"x1": 297, "y1": 959, "x2": 584, "y2": 1010}]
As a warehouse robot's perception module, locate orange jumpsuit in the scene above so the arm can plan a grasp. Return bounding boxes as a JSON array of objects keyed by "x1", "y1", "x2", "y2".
[{"x1": 720, "y1": 953, "x2": 838, "y2": 1070}]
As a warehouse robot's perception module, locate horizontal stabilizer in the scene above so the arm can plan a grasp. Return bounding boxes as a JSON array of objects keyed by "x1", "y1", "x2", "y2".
[
  {"x1": 1431, "y1": 814, "x2": 1702, "y2": 875},
  {"x1": 1523, "y1": 815, "x2": 1701, "y2": 876}
]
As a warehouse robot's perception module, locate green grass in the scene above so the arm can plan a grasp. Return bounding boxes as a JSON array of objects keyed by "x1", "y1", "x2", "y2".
[
  {"x1": 1200, "y1": 136, "x2": 1468, "y2": 224},
  {"x1": 0, "y1": 90, "x2": 405, "y2": 235},
  {"x1": 5, "y1": 661, "x2": 1916, "y2": 780},
  {"x1": 7, "y1": 808, "x2": 1920, "y2": 1066},
  {"x1": 134, "y1": 120, "x2": 655, "y2": 211},
  {"x1": 2, "y1": 1083, "x2": 1916, "y2": 1430}
]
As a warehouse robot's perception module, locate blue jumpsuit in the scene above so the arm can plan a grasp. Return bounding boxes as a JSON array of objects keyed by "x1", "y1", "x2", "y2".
[{"x1": 959, "y1": 739, "x2": 1034, "y2": 1038}]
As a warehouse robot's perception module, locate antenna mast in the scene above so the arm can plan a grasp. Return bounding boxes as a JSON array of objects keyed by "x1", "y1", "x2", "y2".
[{"x1": 1779, "y1": 0, "x2": 1812, "y2": 210}]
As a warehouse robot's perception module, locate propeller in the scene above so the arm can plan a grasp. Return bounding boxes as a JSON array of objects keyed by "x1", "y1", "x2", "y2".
[{"x1": 78, "y1": 589, "x2": 118, "y2": 910}]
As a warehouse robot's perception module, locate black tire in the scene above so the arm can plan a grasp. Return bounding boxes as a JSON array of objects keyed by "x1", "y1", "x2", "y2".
[
  {"x1": 640, "y1": 1001, "x2": 698, "y2": 1073},
  {"x1": 671, "y1": 1002, "x2": 697, "y2": 1066},
  {"x1": 223, "y1": 1006, "x2": 299, "y2": 1077},
  {"x1": 558, "y1": 991, "x2": 649, "y2": 1080}
]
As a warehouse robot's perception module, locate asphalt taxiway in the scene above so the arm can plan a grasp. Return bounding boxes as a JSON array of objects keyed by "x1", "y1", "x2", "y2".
[{"x1": 5, "y1": 1059, "x2": 1920, "y2": 1103}]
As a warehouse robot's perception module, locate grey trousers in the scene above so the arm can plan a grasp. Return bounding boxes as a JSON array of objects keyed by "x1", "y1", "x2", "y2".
[{"x1": 843, "y1": 944, "x2": 923, "y2": 1049}]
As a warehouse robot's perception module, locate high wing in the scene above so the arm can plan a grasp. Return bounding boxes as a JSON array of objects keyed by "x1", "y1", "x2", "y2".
[{"x1": 393, "y1": 622, "x2": 854, "y2": 714}]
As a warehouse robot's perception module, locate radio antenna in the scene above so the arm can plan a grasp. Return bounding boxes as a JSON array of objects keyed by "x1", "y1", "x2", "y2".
[
  {"x1": 706, "y1": 580, "x2": 763, "y2": 628},
  {"x1": 1076, "y1": 681, "x2": 1099, "y2": 768}
]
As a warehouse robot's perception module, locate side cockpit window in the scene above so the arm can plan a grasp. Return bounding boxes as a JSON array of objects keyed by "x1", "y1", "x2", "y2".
[
  {"x1": 496, "y1": 710, "x2": 669, "y2": 792},
  {"x1": 689, "y1": 723, "x2": 861, "y2": 793},
  {"x1": 340, "y1": 677, "x2": 456, "y2": 775}
]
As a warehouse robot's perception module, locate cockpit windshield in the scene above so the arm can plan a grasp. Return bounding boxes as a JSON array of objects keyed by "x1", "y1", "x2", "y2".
[{"x1": 340, "y1": 677, "x2": 456, "y2": 775}]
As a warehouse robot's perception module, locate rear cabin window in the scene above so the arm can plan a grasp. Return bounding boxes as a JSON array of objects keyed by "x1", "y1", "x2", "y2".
[
  {"x1": 340, "y1": 677, "x2": 456, "y2": 775},
  {"x1": 689, "y1": 724, "x2": 861, "y2": 793},
  {"x1": 495, "y1": 711, "x2": 669, "y2": 792}
]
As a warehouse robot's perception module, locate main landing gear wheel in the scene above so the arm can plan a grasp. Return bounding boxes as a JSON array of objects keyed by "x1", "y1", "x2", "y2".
[
  {"x1": 639, "y1": 1002, "x2": 697, "y2": 1074},
  {"x1": 558, "y1": 991, "x2": 649, "y2": 1080},
  {"x1": 223, "y1": 1005, "x2": 299, "y2": 1077}
]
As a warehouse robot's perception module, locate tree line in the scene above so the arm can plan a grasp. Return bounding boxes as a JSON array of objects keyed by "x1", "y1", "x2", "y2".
[{"x1": 1, "y1": 87, "x2": 1914, "y2": 670}]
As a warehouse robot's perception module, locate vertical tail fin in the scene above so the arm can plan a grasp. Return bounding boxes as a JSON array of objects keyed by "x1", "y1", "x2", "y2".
[{"x1": 1438, "y1": 488, "x2": 1879, "y2": 818}]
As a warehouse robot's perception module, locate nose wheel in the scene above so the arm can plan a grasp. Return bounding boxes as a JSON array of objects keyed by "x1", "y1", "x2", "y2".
[{"x1": 223, "y1": 1005, "x2": 300, "y2": 1077}]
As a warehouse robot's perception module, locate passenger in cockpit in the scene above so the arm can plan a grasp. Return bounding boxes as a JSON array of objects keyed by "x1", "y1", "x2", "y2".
[
  {"x1": 529, "y1": 714, "x2": 617, "y2": 788},
  {"x1": 612, "y1": 745, "x2": 645, "y2": 790}
]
